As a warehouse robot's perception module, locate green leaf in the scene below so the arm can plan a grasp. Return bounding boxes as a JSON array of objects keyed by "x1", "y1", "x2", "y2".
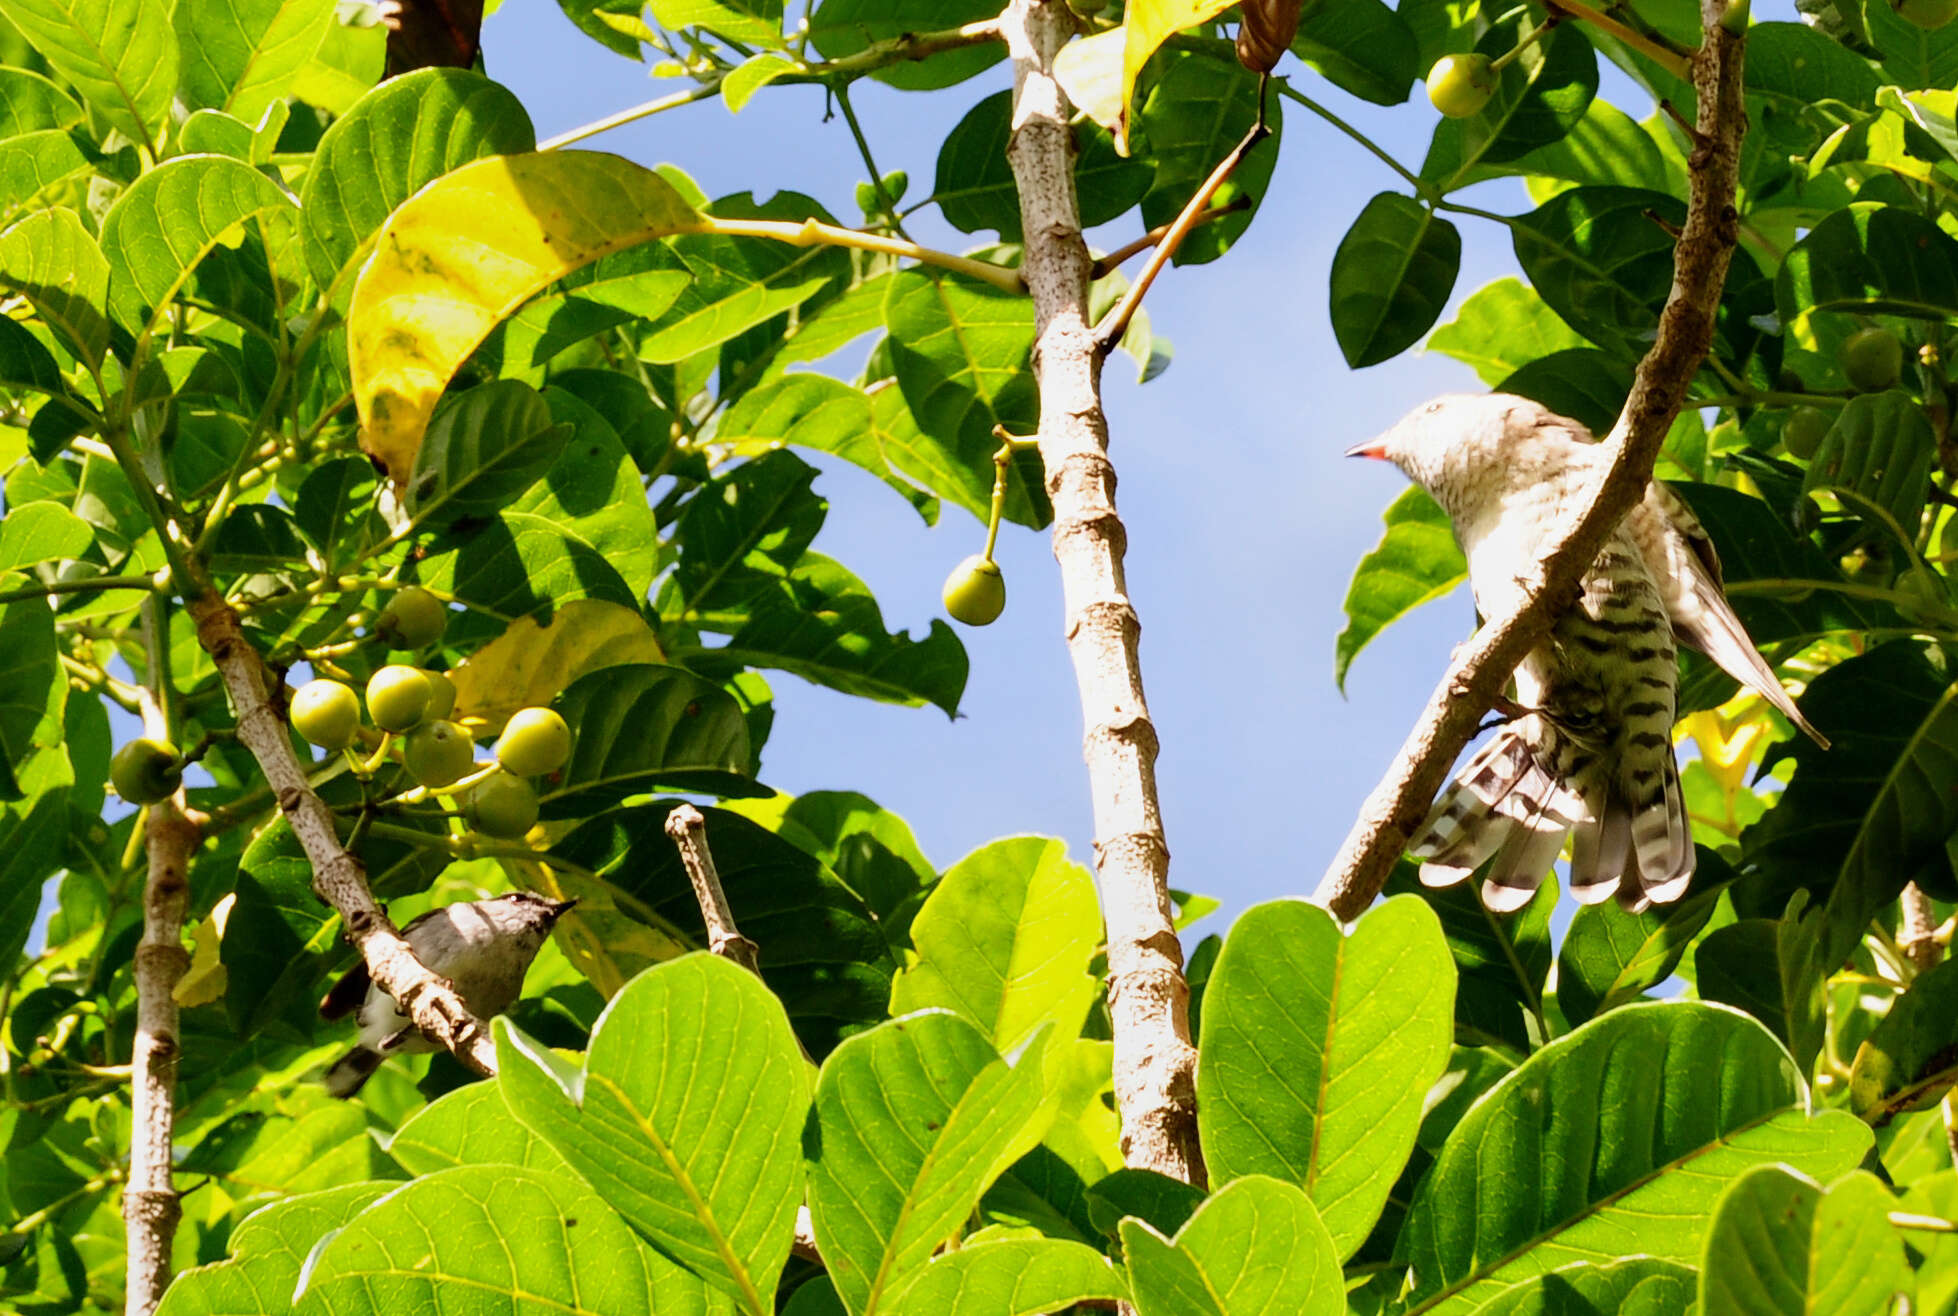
[
  {"x1": 719, "y1": 789, "x2": 935, "y2": 947},
  {"x1": 649, "y1": 0, "x2": 782, "y2": 47},
  {"x1": 1421, "y1": 16, "x2": 1597, "y2": 189},
  {"x1": 890, "y1": 836, "x2": 1099, "y2": 1054},
  {"x1": 1426, "y1": 277, "x2": 1587, "y2": 384},
  {"x1": 1748, "y1": 21, "x2": 1880, "y2": 107},
  {"x1": 723, "y1": 51, "x2": 794, "y2": 110},
  {"x1": 0, "y1": 68, "x2": 83, "y2": 135},
  {"x1": 1120, "y1": 1175, "x2": 1344, "y2": 1316},
  {"x1": 498, "y1": 954, "x2": 808, "y2": 1311},
  {"x1": 0, "y1": 129, "x2": 88, "y2": 221},
  {"x1": 1777, "y1": 203, "x2": 1958, "y2": 328},
  {"x1": 291, "y1": 1165, "x2": 721, "y2": 1315},
  {"x1": 717, "y1": 373, "x2": 935, "y2": 520},
  {"x1": 1466, "y1": 98, "x2": 1671, "y2": 194},
  {"x1": 932, "y1": 89, "x2": 1151, "y2": 241},
  {"x1": 1870, "y1": 0, "x2": 1958, "y2": 89},
  {"x1": 1384, "y1": 864, "x2": 1555, "y2": 1054},
  {"x1": 155, "y1": 1182, "x2": 394, "y2": 1316},
  {"x1": 1136, "y1": 54, "x2": 1281, "y2": 266},
  {"x1": 388, "y1": 1078, "x2": 574, "y2": 1175},
  {"x1": 99, "y1": 154, "x2": 296, "y2": 335},
  {"x1": 1494, "y1": 348, "x2": 1632, "y2": 437},
  {"x1": 173, "y1": 0, "x2": 335, "y2": 123},
  {"x1": 883, "y1": 1239, "x2": 1128, "y2": 1316},
  {"x1": 1334, "y1": 486, "x2": 1465, "y2": 690},
  {"x1": 0, "y1": 0, "x2": 176, "y2": 144},
  {"x1": 671, "y1": 448, "x2": 825, "y2": 615},
  {"x1": 0, "y1": 501, "x2": 92, "y2": 573},
  {"x1": 1699, "y1": 1167, "x2": 1910, "y2": 1316},
  {"x1": 1399, "y1": 1001, "x2": 1874, "y2": 1313},
  {"x1": 1799, "y1": 390, "x2": 1935, "y2": 540},
  {"x1": 1849, "y1": 955, "x2": 1958, "y2": 1123},
  {"x1": 540, "y1": 663, "x2": 758, "y2": 813},
  {"x1": 1556, "y1": 881, "x2": 1719, "y2": 1025},
  {"x1": 1470, "y1": 1259, "x2": 1697, "y2": 1315},
  {"x1": 1196, "y1": 897, "x2": 1454, "y2": 1260},
  {"x1": 882, "y1": 267, "x2": 1046, "y2": 528},
  {"x1": 806, "y1": 1010, "x2": 1054, "y2": 1314},
  {"x1": 0, "y1": 206, "x2": 112, "y2": 366},
  {"x1": 1290, "y1": 0, "x2": 1418, "y2": 106},
  {"x1": 1692, "y1": 916, "x2": 1823, "y2": 1069},
  {"x1": 806, "y1": 0, "x2": 1004, "y2": 90},
  {"x1": 299, "y1": 66, "x2": 535, "y2": 290},
  {"x1": 553, "y1": 801, "x2": 896, "y2": 1055},
  {"x1": 0, "y1": 598, "x2": 63, "y2": 802},
  {"x1": 1329, "y1": 192, "x2": 1461, "y2": 369},
  {"x1": 1512, "y1": 186, "x2": 1682, "y2": 362},
  {"x1": 0, "y1": 771, "x2": 71, "y2": 971},
  {"x1": 405, "y1": 379, "x2": 569, "y2": 528}
]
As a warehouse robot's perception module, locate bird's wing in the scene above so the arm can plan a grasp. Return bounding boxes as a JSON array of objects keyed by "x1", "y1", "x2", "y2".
[
  {"x1": 1634, "y1": 483, "x2": 1829, "y2": 748},
  {"x1": 318, "y1": 959, "x2": 372, "y2": 1020}
]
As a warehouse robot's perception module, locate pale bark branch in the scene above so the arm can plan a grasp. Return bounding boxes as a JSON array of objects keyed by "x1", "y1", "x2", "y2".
[
  {"x1": 664, "y1": 804, "x2": 762, "y2": 976},
  {"x1": 1314, "y1": 0, "x2": 1748, "y2": 920},
  {"x1": 1900, "y1": 881, "x2": 1941, "y2": 973},
  {"x1": 123, "y1": 673, "x2": 199, "y2": 1316},
  {"x1": 1001, "y1": 0, "x2": 1203, "y2": 1186},
  {"x1": 185, "y1": 593, "x2": 498, "y2": 1077}
]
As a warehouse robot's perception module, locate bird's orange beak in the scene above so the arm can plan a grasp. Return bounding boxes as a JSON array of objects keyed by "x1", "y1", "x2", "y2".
[{"x1": 1345, "y1": 438, "x2": 1389, "y2": 460}]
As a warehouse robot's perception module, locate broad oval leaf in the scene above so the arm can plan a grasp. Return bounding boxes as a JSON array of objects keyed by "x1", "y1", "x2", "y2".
[
  {"x1": 805, "y1": 0, "x2": 1004, "y2": 91},
  {"x1": 1291, "y1": 0, "x2": 1419, "y2": 106},
  {"x1": 1512, "y1": 186, "x2": 1682, "y2": 362},
  {"x1": 0, "y1": 0, "x2": 177, "y2": 144},
  {"x1": 498, "y1": 954, "x2": 809, "y2": 1310},
  {"x1": 1555, "y1": 883, "x2": 1719, "y2": 1025},
  {"x1": 99, "y1": 154, "x2": 296, "y2": 335},
  {"x1": 933, "y1": 89, "x2": 1150, "y2": 241},
  {"x1": 541, "y1": 662, "x2": 757, "y2": 814},
  {"x1": 889, "y1": 836, "x2": 1100, "y2": 1054},
  {"x1": 1136, "y1": 54, "x2": 1280, "y2": 266},
  {"x1": 300, "y1": 65, "x2": 535, "y2": 290},
  {"x1": 717, "y1": 372, "x2": 934, "y2": 520},
  {"x1": 806, "y1": 1009, "x2": 1055, "y2": 1315},
  {"x1": 1197, "y1": 896, "x2": 1454, "y2": 1260},
  {"x1": 1699, "y1": 1167, "x2": 1910, "y2": 1316},
  {"x1": 0, "y1": 501, "x2": 93, "y2": 572},
  {"x1": 1384, "y1": 862, "x2": 1555, "y2": 1054},
  {"x1": 173, "y1": 0, "x2": 336, "y2": 123},
  {"x1": 154, "y1": 1182, "x2": 394, "y2": 1316},
  {"x1": 0, "y1": 597, "x2": 63, "y2": 802},
  {"x1": 1426, "y1": 276, "x2": 1587, "y2": 385},
  {"x1": 0, "y1": 207, "x2": 111, "y2": 366},
  {"x1": 1849, "y1": 955, "x2": 1958, "y2": 1123},
  {"x1": 1777, "y1": 203, "x2": 1958, "y2": 328},
  {"x1": 1399, "y1": 1001, "x2": 1874, "y2": 1313},
  {"x1": 0, "y1": 67, "x2": 83, "y2": 136},
  {"x1": 1330, "y1": 192, "x2": 1461, "y2": 368},
  {"x1": 290, "y1": 1165, "x2": 717, "y2": 1315},
  {"x1": 386, "y1": 1079, "x2": 572, "y2": 1176},
  {"x1": 1471, "y1": 1258, "x2": 1697, "y2": 1315},
  {"x1": 1334, "y1": 486, "x2": 1466, "y2": 690},
  {"x1": 883, "y1": 1238, "x2": 1128, "y2": 1316},
  {"x1": 404, "y1": 378, "x2": 569, "y2": 527},
  {"x1": 1119, "y1": 1175, "x2": 1344, "y2": 1316},
  {"x1": 348, "y1": 150, "x2": 703, "y2": 480},
  {"x1": 1798, "y1": 389, "x2": 1934, "y2": 539},
  {"x1": 0, "y1": 129, "x2": 89, "y2": 222}
]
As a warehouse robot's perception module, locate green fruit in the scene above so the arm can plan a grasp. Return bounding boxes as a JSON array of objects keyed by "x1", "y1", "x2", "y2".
[
  {"x1": 421, "y1": 669, "x2": 457, "y2": 722},
  {"x1": 1427, "y1": 53, "x2": 1496, "y2": 118},
  {"x1": 366, "y1": 665, "x2": 432, "y2": 733},
  {"x1": 1893, "y1": 0, "x2": 1958, "y2": 29},
  {"x1": 377, "y1": 586, "x2": 446, "y2": 649},
  {"x1": 1898, "y1": 566, "x2": 1950, "y2": 625},
  {"x1": 496, "y1": 707, "x2": 572, "y2": 777},
  {"x1": 465, "y1": 771, "x2": 540, "y2": 839},
  {"x1": 111, "y1": 738, "x2": 181, "y2": 805},
  {"x1": 291, "y1": 679, "x2": 360, "y2": 750},
  {"x1": 404, "y1": 720, "x2": 475, "y2": 788},
  {"x1": 1840, "y1": 326, "x2": 1904, "y2": 392},
  {"x1": 1782, "y1": 406, "x2": 1831, "y2": 461},
  {"x1": 942, "y1": 555, "x2": 1006, "y2": 626}
]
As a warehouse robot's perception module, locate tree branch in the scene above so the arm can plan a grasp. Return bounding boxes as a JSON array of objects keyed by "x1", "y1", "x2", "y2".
[
  {"x1": 185, "y1": 592, "x2": 499, "y2": 1076},
  {"x1": 1313, "y1": 0, "x2": 1747, "y2": 920},
  {"x1": 123, "y1": 659, "x2": 199, "y2": 1316},
  {"x1": 1001, "y1": 0, "x2": 1203, "y2": 1187},
  {"x1": 664, "y1": 804, "x2": 762, "y2": 975}
]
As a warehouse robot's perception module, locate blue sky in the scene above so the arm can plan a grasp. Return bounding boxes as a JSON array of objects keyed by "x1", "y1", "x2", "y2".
[{"x1": 476, "y1": 6, "x2": 1526, "y2": 933}]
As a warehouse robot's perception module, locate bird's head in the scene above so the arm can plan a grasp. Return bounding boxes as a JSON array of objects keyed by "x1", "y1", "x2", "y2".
[
  {"x1": 1348, "y1": 393, "x2": 1590, "y2": 520},
  {"x1": 482, "y1": 891, "x2": 578, "y2": 949}
]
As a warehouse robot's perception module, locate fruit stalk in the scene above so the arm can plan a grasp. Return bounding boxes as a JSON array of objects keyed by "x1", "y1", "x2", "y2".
[
  {"x1": 185, "y1": 592, "x2": 500, "y2": 1077},
  {"x1": 1314, "y1": 0, "x2": 1749, "y2": 919},
  {"x1": 1002, "y1": 0, "x2": 1204, "y2": 1187}
]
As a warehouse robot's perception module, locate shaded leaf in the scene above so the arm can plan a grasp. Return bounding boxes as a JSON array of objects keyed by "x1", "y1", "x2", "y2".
[
  {"x1": 0, "y1": 0, "x2": 176, "y2": 143},
  {"x1": 1335, "y1": 486, "x2": 1465, "y2": 690},
  {"x1": 1330, "y1": 193, "x2": 1461, "y2": 369},
  {"x1": 1699, "y1": 1167, "x2": 1910, "y2": 1316},
  {"x1": 1120, "y1": 1175, "x2": 1344, "y2": 1316},
  {"x1": 1849, "y1": 955, "x2": 1958, "y2": 1124}
]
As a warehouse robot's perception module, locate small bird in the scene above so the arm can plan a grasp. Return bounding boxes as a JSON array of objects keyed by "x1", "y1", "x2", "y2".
[
  {"x1": 1350, "y1": 393, "x2": 1826, "y2": 913},
  {"x1": 319, "y1": 892, "x2": 576, "y2": 1097}
]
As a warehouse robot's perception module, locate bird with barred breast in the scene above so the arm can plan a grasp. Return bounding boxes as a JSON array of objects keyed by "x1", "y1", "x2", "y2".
[{"x1": 1349, "y1": 393, "x2": 1827, "y2": 914}]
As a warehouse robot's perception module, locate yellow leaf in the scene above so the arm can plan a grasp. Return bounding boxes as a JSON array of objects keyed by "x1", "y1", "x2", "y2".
[
  {"x1": 1118, "y1": 0, "x2": 1239, "y2": 152},
  {"x1": 446, "y1": 600, "x2": 666, "y2": 735},
  {"x1": 173, "y1": 894, "x2": 235, "y2": 1008},
  {"x1": 349, "y1": 151, "x2": 705, "y2": 481},
  {"x1": 1055, "y1": 28, "x2": 1129, "y2": 137}
]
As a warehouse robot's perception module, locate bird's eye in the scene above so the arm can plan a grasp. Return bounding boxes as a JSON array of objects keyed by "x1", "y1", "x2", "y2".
[{"x1": 1424, "y1": 401, "x2": 1443, "y2": 415}]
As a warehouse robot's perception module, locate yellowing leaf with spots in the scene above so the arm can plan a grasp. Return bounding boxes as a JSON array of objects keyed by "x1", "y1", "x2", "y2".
[
  {"x1": 348, "y1": 151, "x2": 705, "y2": 481},
  {"x1": 446, "y1": 599, "x2": 666, "y2": 735},
  {"x1": 1118, "y1": 0, "x2": 1238, "y2": 152}
]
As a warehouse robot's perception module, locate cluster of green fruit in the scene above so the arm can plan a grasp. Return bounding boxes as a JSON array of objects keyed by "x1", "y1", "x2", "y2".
[
  {"x1": 289, "y1": 668, "x2": 570, "y2": 839},
  {"x1": 1780, "y1": 327, "x2": 1909, "y2": 461}
]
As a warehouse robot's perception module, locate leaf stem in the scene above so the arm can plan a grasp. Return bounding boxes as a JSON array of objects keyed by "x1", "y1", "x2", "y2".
[
  {"x1": 1275, "y1": 81, "x2": 1425, "y2": 195},
  {"x1": 0, "y1": 573, "x2": 159, "y2": 606},
  {"x1": 690, "y1": 216, "x2": 1022, "y2": 293},
  {"x1": 1547, "y1": 0, "x2": 1694, "y2": 77}
]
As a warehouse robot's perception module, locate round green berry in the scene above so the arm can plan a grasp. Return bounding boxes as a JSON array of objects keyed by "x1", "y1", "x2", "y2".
[
  {"x1": 465, "y1": 771, "x2": 540, "y2": 839},
  {"x1": 377, "y1": 586, "x2": 446, "y2": 649},
  {"x1": 1893, "y1": 0, "x2": 1958, "y2": 30},
  {"x1": 496, "y1": 707, "x2": 572, "y2": 778},
  {"x1": 1428, "y1": 53, "x2": 1496, "y2": 118},
  {"x1": 1782, "y1": 407, "x2": 1831, "y2": 461},
  {"x1": 366, "y1": 665, "x2": 432, "y2": 733},
  {"x1": 420, "y1": 669, "x2": 457, "y2": 722},
  {"x1": 942, "y1": 555, "x2": 1006, "y2": 627},
  {"x1": 403, "y1": 720, "x2": 475, "y2": 789},
  {"x1": 111, "y1": 738, "x2": 182, "y2": 805},
  {"x1": 1840, "y1": 327, "x2": 1904, "y2": 392},
  {"x1": 291, "y1": 679, "x2": 360, "y2": 750}
]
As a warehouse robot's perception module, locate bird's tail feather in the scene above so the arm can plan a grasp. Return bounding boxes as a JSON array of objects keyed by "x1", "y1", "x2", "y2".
[
  {"x1": 323, "y1": 1047, "x2": 384, "y2": 1099},
  {"x1": 1412, "y1": 727, "x2": 1579, "y2": 910}
]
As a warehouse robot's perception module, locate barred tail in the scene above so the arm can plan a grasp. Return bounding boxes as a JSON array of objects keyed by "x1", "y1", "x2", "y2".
[
  {"x1": 1410, "y1": 726, "x2": 1581, "y2": 913},
  {"x1": 323, "y1": 1047, "x2": 384, "y2": 1099}
]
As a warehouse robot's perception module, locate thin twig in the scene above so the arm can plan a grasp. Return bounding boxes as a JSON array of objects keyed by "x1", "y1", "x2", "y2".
[
  {"x1": 1313, "y1": 0, "x2": 1749, "y2": 920},
  {"x1": 1547, "y1": 0, "x2": 1694, "y2": 77},
  {"x1": 1002, "y1": 0, "x2": 1203, "y2": 1188},
  {"x1": 1088, "y1": 196, "x2": 1252, "y2": 279},
  {"x1": 663, "y1": 804, "x2": 762, "y2": 976}
]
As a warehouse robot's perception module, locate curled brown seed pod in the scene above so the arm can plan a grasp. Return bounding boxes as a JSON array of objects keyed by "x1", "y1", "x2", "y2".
[{"x1": 1236, "y1": 0, "x2": 1306, "y2": 72}]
